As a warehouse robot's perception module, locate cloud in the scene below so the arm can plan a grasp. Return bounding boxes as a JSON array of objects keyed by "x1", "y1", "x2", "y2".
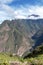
[
  {"x1": 0, "y1": 0, "x2": 13, "y2": 4},
  {"x1": 0, "y1": 0, "x2": 43, "y2": 23},
  {"x1": 14, "y1": 5, "x2": 43, "y2": 19}
]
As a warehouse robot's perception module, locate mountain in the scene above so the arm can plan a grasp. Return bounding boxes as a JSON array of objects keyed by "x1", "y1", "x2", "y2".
[{"x1": 0, "y1": 19, "x2": 43, "y2": 57}]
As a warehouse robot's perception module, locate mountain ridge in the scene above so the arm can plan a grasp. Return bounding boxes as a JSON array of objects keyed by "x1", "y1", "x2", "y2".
[{"x1": 0, "y1": 19, "x2": 43, "y2": 57}]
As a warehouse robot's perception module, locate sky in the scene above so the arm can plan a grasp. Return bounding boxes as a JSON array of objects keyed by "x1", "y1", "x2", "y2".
[{"x1": 0, "y1": 0, "x2": 43, "y2": 23}]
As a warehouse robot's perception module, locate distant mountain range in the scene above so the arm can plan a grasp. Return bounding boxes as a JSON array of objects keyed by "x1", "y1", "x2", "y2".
[{"x1": 0, "y1": 19, "x2": 43, "y2": 57}]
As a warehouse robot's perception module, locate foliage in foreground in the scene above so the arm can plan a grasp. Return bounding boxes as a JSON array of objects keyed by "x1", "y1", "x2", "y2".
[{"x1": 0, "y1": 45, "x2": 43, "y2": 65}]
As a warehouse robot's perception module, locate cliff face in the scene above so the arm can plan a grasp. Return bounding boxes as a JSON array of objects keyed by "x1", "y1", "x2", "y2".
[{"x1": 0, "y1": 19, "x2": 43, "y2": 57}]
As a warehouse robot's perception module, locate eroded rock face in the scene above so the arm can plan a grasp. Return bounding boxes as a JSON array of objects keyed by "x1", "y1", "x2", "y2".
[
  {"x1": 17, "y1": 37, "x2": 31, "y2": 56},
  {"x1": 0, "y1": 19, "x2": 43, "y2": 57}
]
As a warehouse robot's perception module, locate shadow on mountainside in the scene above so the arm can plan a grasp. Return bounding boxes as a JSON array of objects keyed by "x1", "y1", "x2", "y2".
[
  {"x1": 32, "y1": 30, "x2": 43, "y2": 49},
  {"x1": 24, "y1": 45, "x2": 43, "y2": 59},
  {"x1": 24, "y1": 30, "x2": 43, "y2": 59}
]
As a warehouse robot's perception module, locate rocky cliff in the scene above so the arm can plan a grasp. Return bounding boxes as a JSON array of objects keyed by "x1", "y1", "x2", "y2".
[{"x1": 0, "y1": 19, "x2": 43, "y2": 57}]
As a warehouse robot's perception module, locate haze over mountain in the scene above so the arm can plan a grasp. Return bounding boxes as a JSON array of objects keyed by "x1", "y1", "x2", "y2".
[{"x1": 0, "y1": 19, "x2": 43, "y2": 57}]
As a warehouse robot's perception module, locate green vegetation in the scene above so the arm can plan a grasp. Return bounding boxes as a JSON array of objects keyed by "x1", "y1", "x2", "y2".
[
  {"x1": 0, "y1": 53, "x2": 24, "y2": 65},
  {"x1": 24, "y1": 45, "x2": 43, "y2": 65},
  {"x1": 0, "y1": 45, "x2": 43, "y2": 65},
  {"x1": 0, "y1": 53, "x2": 43, "y2": 65}
]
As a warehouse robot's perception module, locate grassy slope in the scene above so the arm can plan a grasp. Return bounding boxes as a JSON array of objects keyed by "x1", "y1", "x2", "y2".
[
  {"x1": 0, "y1": 53, "x2": 43, "y2": 65},
  {"x1": 0, "y1": 53, "x2": 24, "y2": 65},
  {"x1": 25, "y1": 45, "x2": 43, "y2": 65},
  {"x1": 0, "y1": 45, "x2": 43, "y2": 65},
  {"x1": 25, "y1": 54, "x2": 43, "y2": 65}
]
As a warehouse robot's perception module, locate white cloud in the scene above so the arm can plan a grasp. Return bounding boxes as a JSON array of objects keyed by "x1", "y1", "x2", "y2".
[
  {"x1": 0, "y1": 0, "x2": 13, "y2": 4},
  {"x1": 0, "y1": 0, "x2": 43, "y2": 24},
  {"x1": 14, "y1": 5, "x2": 43, "y2": 19},
  {"x1": 28, "y1": 6, "x2": 43, "y2": 19}
]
